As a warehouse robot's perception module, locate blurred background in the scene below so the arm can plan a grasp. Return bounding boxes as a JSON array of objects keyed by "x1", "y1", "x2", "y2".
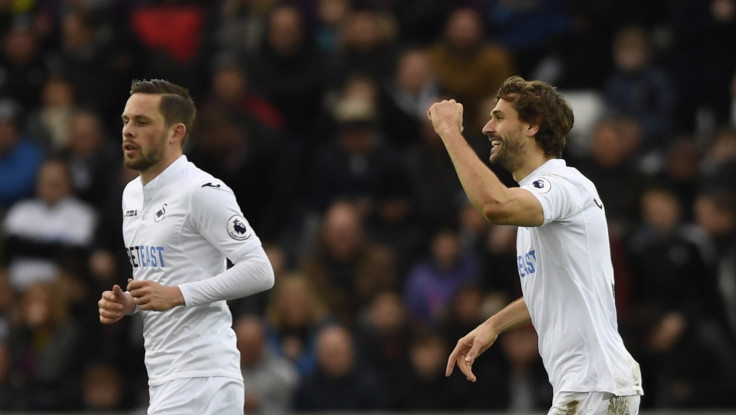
[{"x1": 0, "y1": 0, "x2": 735, "y2": 413}]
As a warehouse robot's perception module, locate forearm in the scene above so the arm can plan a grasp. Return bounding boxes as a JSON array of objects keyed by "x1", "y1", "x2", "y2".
[
  {"x1": 436, "y1": 127, "x2": 510, "y2": 219},
  {"x1": 178, "y1": 247, "x2": 275, "y2": 307},
  {"x1": 484, "y1": 297, "x2": 531, "y2": 335}
]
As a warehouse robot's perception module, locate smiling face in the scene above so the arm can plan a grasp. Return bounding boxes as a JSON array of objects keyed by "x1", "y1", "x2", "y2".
[
  {"x1": 121, "y1": 93, "x2": 181, "y2": 182},
  {"x1": 482, "y1": 98, "x2": 532, "y2": 173}
]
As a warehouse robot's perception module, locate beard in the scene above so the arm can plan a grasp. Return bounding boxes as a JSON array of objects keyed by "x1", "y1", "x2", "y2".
[
  {"x1": 123, "y1": 132, "x2": 167, "y2": 172},
  {"x1": 489, "y1": 134, "x2": 526, "y2": 173}
]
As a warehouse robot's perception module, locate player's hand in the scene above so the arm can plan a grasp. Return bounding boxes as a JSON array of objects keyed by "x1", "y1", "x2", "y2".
[
  {"x1": 427, "y1": 99, "x2": 464, "y2": 136},
  {"x1": 98, "y1": 284, "x2": 135, "y2": 324},
  {"x1": 446, "y1": 320, "x2": 498, "y2": 382},
  {"x1": 127, "y1": 279, "x2": 185, "y2": 311}
]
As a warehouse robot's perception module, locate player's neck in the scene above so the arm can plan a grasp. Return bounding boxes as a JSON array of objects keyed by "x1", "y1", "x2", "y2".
[
  {"x1": 140, "y1": 152, "x2": 183, "y2": 185},
  {"x1": 511, "y1": 151, "x2": 553, "y2": 182}
]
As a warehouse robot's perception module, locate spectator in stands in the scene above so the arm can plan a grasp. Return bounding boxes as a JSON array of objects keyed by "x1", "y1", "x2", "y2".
[
  {"x1": 247, "y1": 4, "x2": 331, "y2": 150},
  {"x1": 624, "y1": 304, "x2": 736, "y2": 408},
  {"x1": 234, "y1": 314, "x2": 298, "y2": 414},
  {"x1": 438, "y1": 283, "x2": 512, "y2": 410},
  {"x1": 6, "y1": 281, "x2": 82, "y2": 410},
  {"x1": 701, "y1": 126, "x2": 736, "y2": 194},
  {"x1": 404, "y1": 118, "x2": 466, "y2": 226},
  {"x1": 404, "y1": 227, "x2": 479, "y2": 329},
  {"x1": 389, "y1": 329, "x2": 465, "y2": 410},
  {"x1": 623, "y1": 186, "x2": 736, "y2": 408},
  {"x1": 310, "y1": 83, "x2": 397, "y2": 213},
  {"x1": 60, "y1": 109, "x2": 120, "y2": 209},
  {"x1": 379, "y1": 46, "x2": 440, "y2": 150},
  {"x1": 78, "y1": 361, "x2": 126, "y2": 411},
  {"x1": 0, "y1": 98, "x2": 43, "y2": 213},
  {"x1": 498, "y1": 324, "x2": 552, "y2": 411},
  {"x1": 572, "y1": 117, "x2": 646, "y2": 233},
  {"x1": 482, "y1": 0, "x2": 570, "y2": 81},
  {"x1": 292, "y1": 324, "x2": 385, "y2": 411},
  {"x1": 200, "y1": 54, "x2": 284, "y2": 133},
  {"x1": 602, "y1": 25, "x2": 675, "y2": 149},
  {"x1": 188, "y1": 84, "x2": 297, "y2": 242},
  {"x1": 667, "y1": 0, "x2": 736, "y2": 132},
  {"x1": 265, "y1": 272, "x2": 333, "y2": 376},
  {"x1": 25, "y1": 73, "x2": 77, "y2": 154},
  {"x1": 2, "y1": 158, "x2": 97, "y2": 291},
  {"x1": 300, "y1": 200, "x2": 397, "y2": 326},
  {"x1": 0, "y1": 18, "x2": 48, "y2": 113},
  {"x1": 353, "y1": 290, "x2": 411, "y2": 402},
  {"x1": 314, "y1": 0, "x2": 351, "y2": 53},
  {"x1": 48, "y1": 8, "x2": 128, "y2": 122},
  {"x1": 428, "y1": 6, "x2": 514, "y2": 131},
  {"x1": 330, "y1": 6, "x2": 399, "y2": 87},
  {"x1": 364, "y1": 165, "x2": 427, "y2": 277},
  {"x1": 693, "y1": 188, "x2": 736, "y2": 340},
  {"x1": 214, "y1": 0, "x2": 278, "y2": 61}
]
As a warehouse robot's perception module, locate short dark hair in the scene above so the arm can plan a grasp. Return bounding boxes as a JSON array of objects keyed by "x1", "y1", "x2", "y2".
[
  {"x1": 129, "y1": 79, "x2": 196, "y2": 147},
  {"x1": 494, "y1": 76, "x2": 574, "y2": 158}
]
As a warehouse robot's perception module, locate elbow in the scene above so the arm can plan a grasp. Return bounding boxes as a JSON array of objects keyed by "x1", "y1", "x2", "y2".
[
  {"x1": 481, "y1": 201, "x2": 509, "y2": 225},
  {"x1": 264, "y1": 266, "x2": 275, "y2": 291},
  {"x1": 256, "y1": 260, "x2": 275, "y2": 293}
]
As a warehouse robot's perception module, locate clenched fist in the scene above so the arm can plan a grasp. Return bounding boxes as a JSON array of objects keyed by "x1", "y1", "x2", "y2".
[{"x1": 427, "y1": 99, "x2": 464, "y2": 137}]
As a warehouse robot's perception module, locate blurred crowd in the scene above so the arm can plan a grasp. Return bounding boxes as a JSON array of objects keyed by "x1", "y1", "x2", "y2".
[{"x1": 0, "y1": 0, "x2": 735, "y2": 412}]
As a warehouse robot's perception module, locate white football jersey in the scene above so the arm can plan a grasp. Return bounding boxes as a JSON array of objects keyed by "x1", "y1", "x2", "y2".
[
  {"x1": 516, "y1": 159, "x2": 643, "y2": 396},
  {"x1": 122, "y1": 155, "x2": 262, "y2": 386}
]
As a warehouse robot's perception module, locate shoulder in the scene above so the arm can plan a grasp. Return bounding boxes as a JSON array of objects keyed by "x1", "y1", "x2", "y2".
[
  {"x1": 189, "y1": 177, "x2": 236, "y2": 207},
  {"x1": 122, "y1": 177, "x2": 142, "y2": 198},
  {"x1": 60, "y1": 197, "x2": 97, "y2": 218},
  {"x1": 4, "y1": 200, "x2": 38, "y2": 224},
  {"x1": 7, "y1": 199, "x2": 36, "y2": 213},
  {"x1": 530, "y1": 166, "x2": 593, "y2": 196},
  {"x1": 186, "y1": 168, "x2": 240, "y2": 215},
  {"x1": 185, "y1": 161, "x2": 233, "y2": 193}
]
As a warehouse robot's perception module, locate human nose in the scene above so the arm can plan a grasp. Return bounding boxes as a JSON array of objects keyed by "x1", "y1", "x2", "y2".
[
  {"x1": 122, "y1": 123, "x2": 134, "y2": 138},
  {"x1": 482, "y1": 118, "x2": 495, "y2": 136}
]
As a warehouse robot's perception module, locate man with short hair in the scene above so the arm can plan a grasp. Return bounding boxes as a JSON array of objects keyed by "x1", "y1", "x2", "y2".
[
  {"x1": 97, "y1": 79, "x2": 275, "y2": 414},
  {"x1": 429, "y1": 76, "x2": 643, "y2": 414}
]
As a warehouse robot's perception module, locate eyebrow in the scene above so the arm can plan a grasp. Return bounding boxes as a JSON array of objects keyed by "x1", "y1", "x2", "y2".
[
  {"x1": 491, "y1": 110, "x2": 504, "y2": 118},
  {"x1": 121, "y1": 114, "x2": 152, "y2": 121}
]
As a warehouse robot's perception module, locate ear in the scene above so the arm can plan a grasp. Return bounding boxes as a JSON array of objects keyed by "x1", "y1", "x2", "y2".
[
  {"x1": 525, "y1": 122, "x2": 540, "y2": 138},
  {"x1": 169, "y1": 123, "x2": 187, "y2": 145}
]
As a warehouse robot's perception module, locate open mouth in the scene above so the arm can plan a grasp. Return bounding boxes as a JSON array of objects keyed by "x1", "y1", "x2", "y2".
[
  {"x1": 490, "y1": 139, "x2": 502, "y2": 153},
  {"x1": 123, "y1": 143, "x2": 138, "y2": 155}
]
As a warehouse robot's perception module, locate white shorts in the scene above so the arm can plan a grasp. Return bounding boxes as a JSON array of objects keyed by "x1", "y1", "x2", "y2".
[
  {"x1": 148, "y1": 377, "x2": 244, "y2": 415},
  {"x1": 548, "y1": 391, "x2": 641, "y2": 415}
]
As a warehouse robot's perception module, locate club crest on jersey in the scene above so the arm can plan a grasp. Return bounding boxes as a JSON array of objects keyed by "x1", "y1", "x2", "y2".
[
  {"x1": 153, "y1": 203, "x2": 167, "y2": 223},
  {"x1": 530, "y1": 177, "x2": 551, "y2": 194},
  {"x1": 227, "y1": 215, "x2": 251, "y2": 240}
]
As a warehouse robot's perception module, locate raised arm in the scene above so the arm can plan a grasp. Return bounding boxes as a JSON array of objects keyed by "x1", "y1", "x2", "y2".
[{"x1": 427, "y1": 100, "x2": 543, "y2": 227}]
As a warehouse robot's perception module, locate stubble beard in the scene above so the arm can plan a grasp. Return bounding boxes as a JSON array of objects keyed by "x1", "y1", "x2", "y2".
[
  {"x1": 123, "y1": 133, "x2": 167, "y2": 173},
  {"x1": 489, "y1": 135, "x2": 525, "y2": 173}
]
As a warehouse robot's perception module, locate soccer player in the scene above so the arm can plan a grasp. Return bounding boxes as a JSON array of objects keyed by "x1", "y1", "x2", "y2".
[
  {"x1": 428, "y1": 76, "x2": 643, "y2": 414},
  {"x1": 97, "y1": 79, "x2": 275, "y2": 414}
]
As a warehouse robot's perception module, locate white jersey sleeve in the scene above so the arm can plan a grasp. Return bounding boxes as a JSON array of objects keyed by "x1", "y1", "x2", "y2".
[
  {"x1": 179, "y1": 247, "x2": 274, "y2": 307},
  {"x1": 179, "y1": 182, "x2": 274, "y2": 307},
  {"x1": 187, "y1": 182, "x2": 262, "y2": 262},
  {"x1": 520, "y1": 175, "x2": 582, "y2": 226}
]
